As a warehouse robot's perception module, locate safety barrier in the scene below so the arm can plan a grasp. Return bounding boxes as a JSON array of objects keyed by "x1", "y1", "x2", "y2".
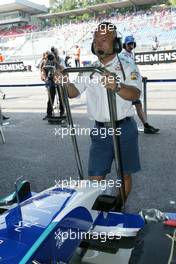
[
  {"x1": 142, "y1": 77, "x2": 176, "y2": 118},
  {"x1": 0, "y1": 84, "x2": 45, "y2": 87},
  {"x1": 1, "y1": 77, "x2": 176, "y2": 119},
  {"x1": 0, "y1": 104, "x2": 5, "y2": 143}
]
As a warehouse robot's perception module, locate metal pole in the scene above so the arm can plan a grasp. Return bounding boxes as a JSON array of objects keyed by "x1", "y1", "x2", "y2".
[
  {"x1": 0, "y1": 104, "x2": 5, "y2": 144},
  {"x1": 61, "y1": 83, "x2": 84, "y2": 180},
  {"x1": 107, "y1": 90, "x2": 126, "y2": 209},
  {"x1": 62, "y1": 67, "x2": 107, "y2": 181},
  {"x1": 14, "y1": 176, "x2": 23, "y2": 219},
  {"x1": 0, "y1": 104, "x2": 3, "y2": 126},
  {"x1": 62, "y1": 67, "x2": 126, "y2": 200},
  {"x1": 143, "y1": 77, "x2": 148, "y2": 119}
]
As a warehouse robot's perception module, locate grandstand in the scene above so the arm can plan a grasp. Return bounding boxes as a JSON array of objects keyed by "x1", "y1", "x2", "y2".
[
  {"x1": 0, "y1": 0, "x2": 176, "y2": 67},
  {"x1": 37, "y1": 0, "x2": 166, "y2": 19},
  {"x1": 0, "y1": 0, "x2": 48, "y2": 35}
]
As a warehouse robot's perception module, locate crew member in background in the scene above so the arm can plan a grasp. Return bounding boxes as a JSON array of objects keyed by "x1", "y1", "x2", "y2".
[
  {"x1": 122, "y1": 35, "x2": 160, "y2": 134},
  {"x1": 40, "y1": 47, "x2": 65, "y2": 120},
  {"x1": 0, "y1": 53, "x2": 6, "y2": 100},
  {"x1": 74, "y1": 45, "x2": 80, "y2": 67},
  {"x1": 62, "y1": 50, "x2": 71, "y2": 67},
  {"x1": 0, "y1": 53, "x2": 4, "y2": 62},
  {"x1": 0, "y1": 108, "x2": 9, "y2": 120},
  {"x1": 0, "y1": 97, "x2": 9, "y2": 120},
  {"x1": 152, "y1": 36, "x2": 159, "y2": 51},
  {"x1": 0, "y1": 89, "x2": 5, "y2": 100},
  {"x1": 0, "y1": 53, "x2": 8, "y2": 119}
]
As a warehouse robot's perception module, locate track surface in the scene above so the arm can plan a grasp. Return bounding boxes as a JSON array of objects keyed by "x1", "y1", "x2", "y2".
[
  {"x1": 0, "y1": 63, "x2": 176, "y2": 263},
  {"x1": 0, "y1": 64, "x2": 176, "y2": 212}
]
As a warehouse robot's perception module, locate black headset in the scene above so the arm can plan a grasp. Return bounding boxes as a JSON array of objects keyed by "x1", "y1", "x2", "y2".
[{"x1": 91, "y1": 22, "x2": 122, "y2": 55}]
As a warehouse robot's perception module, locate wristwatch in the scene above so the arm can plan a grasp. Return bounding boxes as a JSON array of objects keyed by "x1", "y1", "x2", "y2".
[{"x1": 114, "y1": 82, "x2": 121, "y2": 93}]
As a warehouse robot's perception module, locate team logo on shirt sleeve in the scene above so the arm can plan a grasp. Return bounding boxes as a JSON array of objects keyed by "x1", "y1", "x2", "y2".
[
  {"x1": 130, "y1": 71, "x2": 139, "y2": 80},
  {"x1": 115, "y1": 64, "x2": 121, "y2": 71}
]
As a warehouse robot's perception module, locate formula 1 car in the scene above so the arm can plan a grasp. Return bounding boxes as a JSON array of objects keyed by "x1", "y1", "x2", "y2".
[{"x1": 0, "y1": 180, "x2": 144, "y2": 264}]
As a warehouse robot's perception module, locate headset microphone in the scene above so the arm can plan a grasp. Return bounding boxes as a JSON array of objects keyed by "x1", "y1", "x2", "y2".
[
  {"x1": 97, "y1": 50, "x2": 104, "y2": 55},
  {"x1": 96, "y1": 49, "x2": 115, "y2": 56}
]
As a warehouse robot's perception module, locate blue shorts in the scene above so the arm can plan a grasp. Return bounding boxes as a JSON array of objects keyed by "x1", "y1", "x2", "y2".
[{"x1": 88, "y1": 117, "x2": 141, "y2": 177}]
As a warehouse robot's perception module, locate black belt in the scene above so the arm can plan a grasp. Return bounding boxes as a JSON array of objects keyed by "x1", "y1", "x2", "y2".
[{"x1": 95, "y1": 117, "x2": 132, "y2": 127}]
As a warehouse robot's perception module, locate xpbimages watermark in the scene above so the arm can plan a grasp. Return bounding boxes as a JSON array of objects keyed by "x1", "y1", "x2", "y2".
[
  {"x1": 55, "y1": 228, "x2": 121, "y2": 248},
  {"x1": 55, "y1": 177, "x2": 122, "y2": 191},
  {"x1": 57, "y1": 22, "x2": 116, "y2": 37},
  {"x1": 55, "y1": 72, "x2": 121, "y2": 86},
  {"x1": 54, "y1": 125, "x2": 121, "y2": 139}
]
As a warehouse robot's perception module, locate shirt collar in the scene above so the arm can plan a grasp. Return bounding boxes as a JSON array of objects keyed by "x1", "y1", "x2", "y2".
[{"x1": 98, "y1": 54, "x2": 117, "y2": 68}]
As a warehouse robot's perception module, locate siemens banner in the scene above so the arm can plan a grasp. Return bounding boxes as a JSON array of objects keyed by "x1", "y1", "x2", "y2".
[
  {"x1": 135, "y1": 50, "x2": 176, "y2": 65},
  {"x1": 0, "y1": 61, "x2": 25, "y2": 72}
]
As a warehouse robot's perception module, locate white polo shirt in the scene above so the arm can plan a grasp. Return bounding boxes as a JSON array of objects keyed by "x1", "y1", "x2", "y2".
[
  {"x1": 74, "y1": 54, "x2": 142, "y2": 122},
  {"x1": 121, "y1": 49, "x2": 143, "y2": 99}
]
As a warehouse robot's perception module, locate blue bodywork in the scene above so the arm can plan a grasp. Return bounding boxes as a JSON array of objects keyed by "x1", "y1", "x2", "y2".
[
  {"x1": 0, "y1": 187, "x2": 93, "y2": 263},
  {"x1": 94, "y1": 211, "x2": 144, "y2": 228},
  {"x1": 0, "y1": 186, "x2": 144, "y2": 263}
]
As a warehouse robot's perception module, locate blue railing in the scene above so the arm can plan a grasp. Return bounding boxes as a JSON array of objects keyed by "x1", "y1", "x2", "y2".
[
  {"x1": 147, "y1": 79, "x2": 176, "y2": 83},
  {"x1": 142, "y1": 77, "x2": 176, "y2": 117},
  {"x1": 1, "y1": 78, "x2": 176, "y2": 117},
  {"x1": 0, "y1": 84, "x2": 45, "y2": 87}
]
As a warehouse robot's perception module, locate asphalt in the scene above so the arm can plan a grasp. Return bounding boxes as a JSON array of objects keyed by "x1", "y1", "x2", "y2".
[
  {"x1": 0, "y1": 65, "x2": 176, "y2": 263},
  {"x1": 0, "y1": 65, "x2": 176, "y2": 214}
]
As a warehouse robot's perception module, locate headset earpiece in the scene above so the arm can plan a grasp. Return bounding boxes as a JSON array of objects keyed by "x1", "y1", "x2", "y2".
[
  {"x1": 123, "y1": 43, "x2": 126, "y2": 49},
  {"x1": 91, "y1": 42, "x2": 96, "y2": 55},
  {"x1": 113, "y1": 36, "x2": 122, "y2": 54}
]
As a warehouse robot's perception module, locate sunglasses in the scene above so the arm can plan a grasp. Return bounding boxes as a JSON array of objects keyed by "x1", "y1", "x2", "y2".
[{"x1": 126, "y1": 42, "x2": 135, "y2": 45}]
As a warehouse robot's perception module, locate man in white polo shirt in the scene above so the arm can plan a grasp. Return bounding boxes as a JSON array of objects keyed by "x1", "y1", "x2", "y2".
[{"x1": 55, "y1": 22, "x2": 141, "y2": 210}]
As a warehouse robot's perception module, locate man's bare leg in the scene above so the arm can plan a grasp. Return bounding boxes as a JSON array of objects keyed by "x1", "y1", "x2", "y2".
[
  {"x1": 135, "y1": 103, "x2": 146, "y2": 125},
  {"x1": 88, "y1": 176, "x2": 105, "y2": 181},
  {"x1": 89, "y1": 174, "x2": 132, "y2": 199},
  {"x1": 89, "y1": 174, "x2": 132, "y2": 211},
  {"x1": 123, "y1": 174, "x2": 132, "y2": 198},
  {"x1": 135, "y1": 103, "x2": 160, "y2": 134}
]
